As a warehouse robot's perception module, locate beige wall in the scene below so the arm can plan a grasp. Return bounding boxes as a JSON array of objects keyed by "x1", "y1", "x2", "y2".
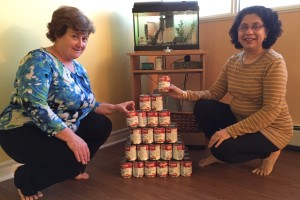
[{"x1": 1, "y1": 2, "x2": 299, "y2": 163}]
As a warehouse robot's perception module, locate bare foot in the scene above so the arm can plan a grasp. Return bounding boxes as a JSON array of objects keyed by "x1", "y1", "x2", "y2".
[
  {"x1": 198, "y1": 155, "x2": 224, "y2": 167},
  {"x1": 75, "y1": 172, "x2": 89, "y2": 180},
  {"x1": 252, "y1": 150, "x2": 281, "y2": 176},
  {"x1": 18, "y1": 189, "x2": 43, "y2": 200}
]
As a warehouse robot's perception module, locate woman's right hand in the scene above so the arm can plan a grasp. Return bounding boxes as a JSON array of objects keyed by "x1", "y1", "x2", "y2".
[
  {"x1": 65, "y1": 135, "x2": 90, "y2": 164},
  {"x1": 166, "y1": 84, "x2": 186, "y2": 99},
  {"x1": 55, "y1": 127, "x2": 90, "y2": 164}
]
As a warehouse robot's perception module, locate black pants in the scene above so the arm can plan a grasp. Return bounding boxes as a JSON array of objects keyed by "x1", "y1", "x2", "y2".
[
  {"x1": 0, "y1": 112, "x2": 112, "y2": 196},
  {"x1": 194, "y1": 99, "x2": 279, "y2": 163}
]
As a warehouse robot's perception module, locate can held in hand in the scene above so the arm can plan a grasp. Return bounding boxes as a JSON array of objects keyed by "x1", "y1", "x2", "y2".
[{"x1": 158, "y1": 75, "x2": 170, "y2": 93}]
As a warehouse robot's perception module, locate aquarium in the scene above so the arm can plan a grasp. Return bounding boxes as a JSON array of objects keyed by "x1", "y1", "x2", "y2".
[{"x1": 132, "y1": 1, "x2": 199, "y2": 51}]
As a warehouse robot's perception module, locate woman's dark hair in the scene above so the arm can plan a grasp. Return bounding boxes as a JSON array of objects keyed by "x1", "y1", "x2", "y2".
[
  {"x1": 46, "y1": 6, "x2": 96, "y2": 42},
  {"x1": 229, "y1": 6, "x2": 282, "y2": 49}
]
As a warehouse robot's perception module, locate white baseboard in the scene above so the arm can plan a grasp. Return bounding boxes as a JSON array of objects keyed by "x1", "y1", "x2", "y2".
[
  {"x1": 0, "y1": 128, "x2": 129, "y2": 182},
  {"x1": 101, "y1": 128, "x2": 129, "y2": 149},
  {"x1": 289, "y1": 129, "x2": 300, "y2": 146},
  {"x1": 0, "y1": 160, "x2": 21, "y2": 182}
]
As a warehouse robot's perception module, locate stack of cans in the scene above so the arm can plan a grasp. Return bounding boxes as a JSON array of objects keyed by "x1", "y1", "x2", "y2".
[{"x1": 121, "y1": 93, "x2": 192, "y2": 178}]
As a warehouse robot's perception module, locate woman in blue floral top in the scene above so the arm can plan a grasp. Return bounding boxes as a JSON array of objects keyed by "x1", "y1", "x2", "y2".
[{"x1": 0, "y1": 6, "x2": 135, "y2": 200}]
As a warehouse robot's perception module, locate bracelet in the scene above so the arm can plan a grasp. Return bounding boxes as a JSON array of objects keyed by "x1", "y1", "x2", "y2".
[{"x1": 182, "y1": 90, "x2": 187, "y2": 99}]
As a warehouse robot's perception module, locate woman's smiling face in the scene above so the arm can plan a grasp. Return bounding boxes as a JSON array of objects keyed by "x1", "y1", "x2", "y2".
[
  {"x1": 55, "y1": 28, "x2": 89, "y2": 61},
  {"x1": 238, "y1": 14, "x2": 267, "y2": 52}
]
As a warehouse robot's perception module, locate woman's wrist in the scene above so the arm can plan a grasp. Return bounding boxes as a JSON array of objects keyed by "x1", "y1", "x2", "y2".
[{"x1": 181, "y1": 90, "x2": 187, "y2": 100}]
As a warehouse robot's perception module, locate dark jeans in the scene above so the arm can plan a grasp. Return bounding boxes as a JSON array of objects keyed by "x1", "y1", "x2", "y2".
[
  {"x1": 193, "y1": 99, "x2": 278, "y2": 163},
  {"x1": 0, "y1": 112, "x2": 112, "y2": 196}
]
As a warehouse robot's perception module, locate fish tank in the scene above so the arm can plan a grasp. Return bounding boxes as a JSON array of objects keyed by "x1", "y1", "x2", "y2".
[{"x1": 132, "y1": 1, "x2": 199, "y2": 51}]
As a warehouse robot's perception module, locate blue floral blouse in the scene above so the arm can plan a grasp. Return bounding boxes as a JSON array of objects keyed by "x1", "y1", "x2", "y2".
[{"x1": 0, "y1": 48, "x2": 100, "y2": 136}]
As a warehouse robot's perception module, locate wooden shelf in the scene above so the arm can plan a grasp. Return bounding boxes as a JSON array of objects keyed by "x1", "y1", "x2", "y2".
[
  {"x1": 127, "y1": 50, "x2": 208, "y2": 56},
  {"x1": 127, "y1": 50, "x2": 207, "y2": 146},
  {"x1": 131, "y1": 69, "x2": 204, "y2": 74},
  {"x1": 127, "y1": 50, "x2": 207, "y2": 105}
]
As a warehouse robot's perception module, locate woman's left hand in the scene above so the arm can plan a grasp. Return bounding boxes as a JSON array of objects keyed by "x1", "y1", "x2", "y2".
[
  {"x1": 117, "y1": 101, "x2": 135, "y2": 113},
  {"x1": 208, "y1": 129, "x2": 231, "y2": 148}
]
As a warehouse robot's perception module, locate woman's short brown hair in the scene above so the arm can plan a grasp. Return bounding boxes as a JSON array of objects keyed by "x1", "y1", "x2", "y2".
[{"x1": 46, "y1": 6, "x2": 96, "y2": 42}]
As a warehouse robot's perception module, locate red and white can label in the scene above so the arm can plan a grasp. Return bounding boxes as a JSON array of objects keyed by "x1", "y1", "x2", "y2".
[
  {"x1": 141, "y1": 127, "x2": 154, "y2": 144},
  {"x1": 165, "y1": 125, "x2": 178, "y2": 143},
  {"x1": 169, "y1": 161, "x2": 180, "y2": 177},
  {"x1": 133, "y1": 161, "x2": 144, "y2": 178},
  {"x1": 145, "y1": 161, "x2": 157, "y2": 178},
  {"x1": 139, "y1": 94, "x2": 151, "y2": 111},
  {"x1": 147, "y1": 111, "x2": 158, "y2": 127},
  {"x1": 137, "y1": 110, "x2": 147, "y2": 127},
  {"x1": 158, "y1": 110, "x2": 170, "y2": 126},
  {"x1": 120, "y1": 161, "x2": 132, "y2": 178},
  {"x1": 149, "y1": 143, "x2": 161, "y2": 160},
  {"x1": 157, "y1": 161, "x2": 168, "y2": 177},
  {"x1": 130, "y1": 128, "x2": 141, "y2": 145},
  {"x1": 153, "y1": 127, "x2": 165, "y2": 143},
  {"x1": 137, "y1": 144, "x2": 149, "y2": 161},
  {"x1": 161, "y1": 143, "x2": 172, "y2": 160},
  {"x1": 158, "y1": 75, "x2": 170, "y2": 93},
  {"x1": 125, "y1": 143, "x2": 137, "y2": 161},
  {"x1": 126, "y1": 111, "x2": 138, "y2": 128},
  {"x1": 180, "y1": 160, "x2": 192, "y2": 177},
  {"x1": 173, "y1": 142, "x2": 185, "y2": 161},
  {"x1": 151, "y1": 94, "x2": 163, "y2": 111}
]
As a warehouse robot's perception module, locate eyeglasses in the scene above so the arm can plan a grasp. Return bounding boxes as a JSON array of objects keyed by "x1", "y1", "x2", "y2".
[{"x1": 238, "y1": 24, "x2": 264, "y2": 32}]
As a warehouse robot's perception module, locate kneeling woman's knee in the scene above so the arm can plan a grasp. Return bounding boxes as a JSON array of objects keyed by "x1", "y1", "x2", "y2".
[{"x1": 102, "y1": 115, "x2": 112, "y2": 136}]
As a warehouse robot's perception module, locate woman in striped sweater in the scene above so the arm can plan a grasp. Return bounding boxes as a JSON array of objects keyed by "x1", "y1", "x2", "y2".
[{"x1": 167, "y1": 6, "x2": 293, "y2": 176}]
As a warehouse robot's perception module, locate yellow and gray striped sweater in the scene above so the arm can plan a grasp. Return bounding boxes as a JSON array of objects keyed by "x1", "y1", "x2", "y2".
[{"x1": 186, "y1": 49, "x2": 293, "y2": 149}]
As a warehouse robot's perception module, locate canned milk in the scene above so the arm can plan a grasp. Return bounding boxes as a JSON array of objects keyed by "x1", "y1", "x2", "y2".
[
  {"x1": 151, "y1": 94, "x2": 163, "y2": 111},
  {"x1": 158, "y1": 109, "x2": 170, "y2": 126},
  {"x1": 133, "y1": 161, "x2": 144, "y2": 178},
  {"x1": 147, "y1": 111, "x2": 158, "y2": 127},
  {"x1": 153, "y1": 127, "x2": 165, "y2": 143},
  {"x1": 141, "y1": 127, "x2": 154, "y2": 144},
  {"x1": 126, "y1": 111, "x2": 138, "y2": 128},
  {"x1": 139, "y1": 94, "x2": 151, "y2": 111},
  {"x1": 158, "y1": 75, "x2": 170, "y2": 93},
  {"x1": 125, "y1": 143, "x2": 137, "y2": 161},
  {"x1": 120, "y1": 160, "x2": 132, "y2": 178},
  {"x1": 130, "y1": 128, "x2": 141, "y2": 145}
]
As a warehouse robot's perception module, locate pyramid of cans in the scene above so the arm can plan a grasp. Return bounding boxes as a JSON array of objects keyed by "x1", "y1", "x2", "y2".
[{"x1": 120, "y1": 75, "x2": 192, "y2": 178}]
